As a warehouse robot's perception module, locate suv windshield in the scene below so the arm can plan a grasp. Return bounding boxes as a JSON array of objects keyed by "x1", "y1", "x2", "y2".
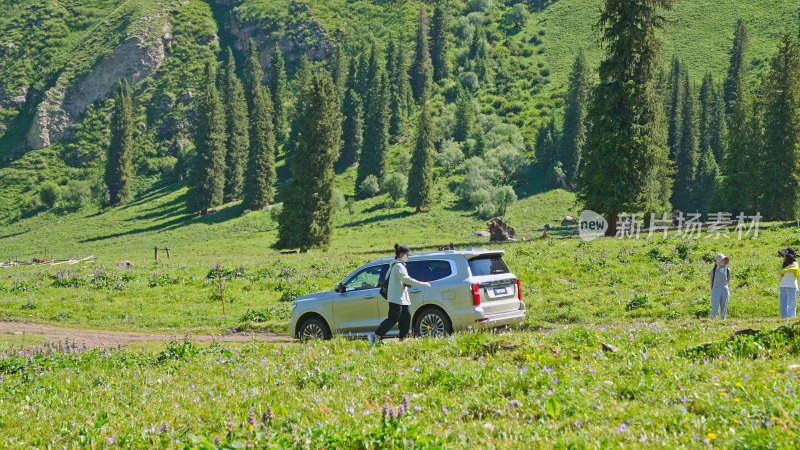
[{"x1": 468, "y1": 255, "x2": 510, "y2": 276}]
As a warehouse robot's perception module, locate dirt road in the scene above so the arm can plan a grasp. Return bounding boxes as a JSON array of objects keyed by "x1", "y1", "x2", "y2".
[{"x1": 0, "y1": 321, "x2": 291, "y2": 347}]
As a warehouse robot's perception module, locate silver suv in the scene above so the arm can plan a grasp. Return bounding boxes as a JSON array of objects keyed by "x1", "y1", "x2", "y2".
[{"x1": 288, "y1": 249, "x2": 526, "y2": 340}]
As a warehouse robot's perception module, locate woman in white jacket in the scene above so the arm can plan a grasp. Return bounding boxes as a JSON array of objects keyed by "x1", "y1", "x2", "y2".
[{"x1": 369, "y1": 244, "x2": 430, "y2": 344}]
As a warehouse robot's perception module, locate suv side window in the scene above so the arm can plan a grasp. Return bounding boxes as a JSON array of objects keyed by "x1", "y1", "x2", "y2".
[
  {"x1": 344, "y1": 265, "x2": 388, "y2": 292},
  {"x1": 406, "y1": 260, "x2": 453, "y2": 282}
]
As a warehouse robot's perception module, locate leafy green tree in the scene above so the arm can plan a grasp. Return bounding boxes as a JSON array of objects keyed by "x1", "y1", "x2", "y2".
[
  {"x1": 559, "y1": 51, "x2": 590, "y2": 182},
  {"x1": 407, "y1": 94, "x2": 435, "y2": 212},
  {"x1": 105, "y1": 78, "x2": 133, "y2": 206},
  {"x1": 723, "y1": 19, "x2": 749, "y2": 116},
  {"x1": 221, "y1": 48, "x2": 250, "y2": 202},
  {"x1": 504, "y1": 4, "x2": 529, "y2": 29},
  {"x1": 381, "y1": 172, "x2": 408, "y2": 203},
  {"x1": 243, "y1": 39, "x2": 264, "y2": 116},
  {"x1": 410, "y1": 5, "x2": 433, "y2": 102},
  {"x1": 578, "y1": 0, "x2": 673, "y2": 235},
  {"x1": 492, "y1": 185, "x2": 517, "y2": 216},
  {"x1": 275, "y1": 72, "x2": 343, "y2": 251},
  {"x1": 672, "y1": 72, "x2": 697, "y2": 212},
  {"x1": 430, "y1": 4, "x2": 450, "y2": 82},
  {"x1": 243, "y1": 85, "x2": 276, "y2": 210},
  {"x1": 269, "y1": 45, "x2": 289, "y2": 142},
  {"x1": 453, "y1": 86, "x2": 474, "y2": 142},
  {"x1": 188, "y1": 63, "x2": 227, "y2": 214},
  {"x1": 359, "y1": 175, "x2": 380, "y2": 198},
  {"x1": 760, "y1": 32, "x2": 800, "y2": 220},
  {"x1": 356, "y1": 72, "x2": 390, "y2": 195},
  {"x1": 386, "y1": 37, "x2": 411, "y2": 139}
]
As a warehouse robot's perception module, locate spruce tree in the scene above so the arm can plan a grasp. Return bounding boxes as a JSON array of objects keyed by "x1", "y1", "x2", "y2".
[
  {"x1": 188, "y1": 63, "x2": 227, "y2": 214},
  {"x1": 275, "y1": 72, "x2": 342, "y2": 250},
  {"x1": 694, "y1": 147, "x2": 719, "y2": 214},
  {"x1": 407, "y1": 93, "x2": 435, "y2": 212},
  {"x1": 559, "y1": 51, "x2": 590, "y2": 182},
  {"x1": 698, "y1": 73, "x2": 713, "y2": 158},
  {"x1": 666, "y1": 56, "x2": 683, "y2": 162},
  {"x1": 339, "y1": 59, "x2": 364, "y2": 167},
  {"x1": 243, "y1": 39, "x2": 264, "y2": 115},
  {"x1": 356, "y1": 47, "x2": 371, "y2": 101},
  {"x1": 269, "y1": 45, "x2": 289, "y2": 142},
  {"x1": 723, "y1": 81, "x2": 753, "y2": 214},
  {"x1": 469, "y1": 27, "x2": 489, "y2": 82},
  {"x1": 430, "y1": 3, "x2": 449, "y2": 83},
  {"x1": 723, "y1": 19, "x2": 749, "y2": 116},
  {"x1": 286, "y1": 55, "x2": 314, "y2": 155},
  {"x1": 742, "y1": 94, "x2": 764, "y2": 212},
  {"x1": 760, "y1": 32, "x2": 800, "y2": 220},
  {"x1": 672, "y1": 72, "x2": 698, "y2": 212},
  {"x1": 339, "y1": 88, "x2": 363, "y2": 168},
  {"x1": 534, "y1": 117, "x2": 559, "y2": 170},
  {"x1": 356, "y1": 72, "x2": 390, "y2": 194},
  {"x1": 473, "y1": 127, "x2": 487, "y2": 157},
  {"x1": 243, "y1": 85, "x2": 276, "y2": 210},
  {"x1": 221, "y1": 48, "x2": 250, "y2": 202},
  {"x1": 386, "y1": 37, "x2": 410, "y2": 139},
  {"x1": 105, "y1": 79, "x2": 133, "y2": 206},
  {"x1": 578, "y1": 0, "x2": 673, "y2": 235},
  {"x1": 709, "y1": 82, "x2": 726, "y2": 164},
  {"x1": 452, "y1": 86, "x2": 474, "y2": 142},
  {"x1": 329, "y1": 44, "x2": 348, "y2": 100},
  {"x1": 410, "y1": 5, "x2": 433, "y2": 102}
]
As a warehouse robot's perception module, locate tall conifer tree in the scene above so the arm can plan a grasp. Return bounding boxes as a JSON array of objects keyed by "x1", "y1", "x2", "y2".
[
  {"x1": 559, "y1": 51, "x2": 590, "y2": 182},
  {"x1": 356, "y1": 72, "x2": 390, "y2": 194},
  {"x1": 276, "y1": 72, "x2": 342, "y2": 250},
  {"x1": 188, "y1": 63, "x2": 227, "y2": 214},
  {"x1": 672, "y1": 72, "x2": 698, "y2": 212},
  {"x1": 386, "y1": 38, "x2": 411, "y2": 139},
  {"x1": 243, "y1": 86, "x2": 276, "y2": 210},
  {"x1": 410, "y1": 5, "x2": 432, "y2": 102},
  {"x1": 339, "y1": 59, "x2": 363, "y2": 167},
  {"x1": 723, "y1": 19, "x2": 749, "y2": 116},
  {"x1": 221, "y1": 48, "x2": 250, "y2": 202},
  {"x1": 724, "y1": 81, "x2": 754, "y2": 213},
  {"x1": 408, "y1": 92, "x2": 435, "y2": 212},
  {"x1": 243, "y1": 39, "x2": 263, "y2": 115},
  {"x1": 430, "y1": 3, "x2": 449, "y2": 82},
  {"x1": 269, "y1": 45, "x2": 289, "y2": 142},
  {"x1": 578, "y1": 0, "x2": 673, "y2": 235},
  {"x1": 106, "y1": 79, "x2": 133, "y2": 206}
]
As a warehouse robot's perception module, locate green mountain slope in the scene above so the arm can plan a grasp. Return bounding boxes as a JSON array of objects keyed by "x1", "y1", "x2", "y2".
[{"x1": 0, "y1": 0, "x2": 797, "y2": 256}]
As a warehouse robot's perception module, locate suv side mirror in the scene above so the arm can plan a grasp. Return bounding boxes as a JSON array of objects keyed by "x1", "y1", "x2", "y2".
[{"x1": 335, "y1": 283, "x2": 344, "y2": 293}]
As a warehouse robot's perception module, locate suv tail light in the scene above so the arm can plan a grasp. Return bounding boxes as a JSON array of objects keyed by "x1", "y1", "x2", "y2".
[
  {"x1": 516, "y1": 278, "x2": 522, "y2": 301},
  {"x1": 472, "y1": 283, "x2": 481, "y2": 306}
]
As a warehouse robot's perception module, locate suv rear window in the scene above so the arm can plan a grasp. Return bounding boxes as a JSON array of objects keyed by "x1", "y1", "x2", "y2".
[
  {"x1": 468, "y1": 255, "x2": 510, "y2": 276},
  {"x1": 406, "y1": 260, "x2": 453, "y2": 282}
]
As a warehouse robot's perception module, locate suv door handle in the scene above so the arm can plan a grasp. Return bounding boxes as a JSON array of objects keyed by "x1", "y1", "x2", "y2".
[
  {"x1": 364, "y1": 294, "x2": 376, "y2": 299},
  {"x1": 409, "y1": 289, "x2": 422, "y2": 293}
]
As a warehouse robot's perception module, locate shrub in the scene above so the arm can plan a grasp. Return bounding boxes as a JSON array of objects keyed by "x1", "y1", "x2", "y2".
[
  {"x1": 467, "y1": 0, "x2": 492, "y2": 14},
  {"x1": 39, "y1": 182, "x2": 59, "y2": 208},
  {"x1": 436, "y1": 140, "x2": 465, "y2": 172},
  {"x1": 381, "y1": 172, "x2": 407, "y2": 202},
  {"x1": 332, "y1": 189, "x2": 346, "y2": 210},
  {"x1": 472, "y1": 189, "x2": 496, "y2": 218},
  {"x1": 61, "y1": 180, "x2": 91, "y2": 210},
  {"x1": 269, "y1": 204, "x2": 283, "y2": 222},
  {"x1": 491, "y1": 185, "x2": 517, "y2": 216},
  {"x1": 460, "y1": 72, "x2": 480, "y2": 93},
  {"x1": 359, "y1": 175, "x2": 380, "y2": 198},
  {"x1": 492, "y1": 144, "x2": 527, "y2": 184},
  {"x1": 457, "y1": 157, "x2": 493, "y2": 205}
]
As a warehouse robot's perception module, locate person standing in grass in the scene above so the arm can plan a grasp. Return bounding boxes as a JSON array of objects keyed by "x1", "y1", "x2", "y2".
[
  {"x1": 710, "y1": 254, "x2": 730, "y2": 320},
  {"x1": 369, "y1": 244, "x2": 431, "y2": 344},
  {"x1": 778, "y1": 248, "x2": 799, "y2": 319}
]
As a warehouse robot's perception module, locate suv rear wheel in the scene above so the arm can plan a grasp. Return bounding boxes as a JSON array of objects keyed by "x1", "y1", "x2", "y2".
[
  {"x1": 298, "y1": 317, "x2": 332, "y2": 341},
  {"x1": 414, "y1": 308, "x2": 453, "y2": 338}
]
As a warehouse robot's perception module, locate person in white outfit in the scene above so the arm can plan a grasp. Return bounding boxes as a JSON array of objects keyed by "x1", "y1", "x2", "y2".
[
  {"x1": 710, "y1": 254, "x2": 730, "y2": 320},
  {"x1": 778, "y1": 247, "x2": 799, "y2": 319},
  {"x1": 369, "y1": 244, "x2": 430, "y2": 344}
]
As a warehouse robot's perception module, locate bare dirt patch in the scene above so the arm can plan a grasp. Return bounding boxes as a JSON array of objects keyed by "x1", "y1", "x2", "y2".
[{"x1": 0, "y1": 321, "x2": 291, "y2": 347}]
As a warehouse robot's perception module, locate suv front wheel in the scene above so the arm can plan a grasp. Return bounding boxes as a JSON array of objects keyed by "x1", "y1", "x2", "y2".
[
  {"x1": 298, "y1": 317, "x2": 332, "y2": 341},
  {"x1": 414, "y1": 307, "x2": 453, "y2": 338}
]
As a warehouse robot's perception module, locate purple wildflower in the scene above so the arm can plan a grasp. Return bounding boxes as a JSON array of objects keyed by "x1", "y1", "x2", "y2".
[
  {"x1": 227, "y1": 419, "x2": 234, "y2": 433},
  {"x1": 383, "y1": 403, "x2": 391, "y2": 421},
  {"x1": 214, "y1": 436, "x2": 221, "y2": 445},
  {"x1": 403, "y1": 395, "x2": 410, "y2": 411},
  {"x1": 248, "y1": 408, "x2": 257, "y2": 427}
]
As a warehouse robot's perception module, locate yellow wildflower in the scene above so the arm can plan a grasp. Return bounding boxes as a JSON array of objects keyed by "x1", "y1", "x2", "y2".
[{"x1": 707, "y1": 433, "x2": 717, "y2": 441}]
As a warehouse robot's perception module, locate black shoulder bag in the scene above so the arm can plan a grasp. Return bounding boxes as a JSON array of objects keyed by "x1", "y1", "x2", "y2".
[{"x1": 379, "y1": 262, "x2": 404, "y2": 300}]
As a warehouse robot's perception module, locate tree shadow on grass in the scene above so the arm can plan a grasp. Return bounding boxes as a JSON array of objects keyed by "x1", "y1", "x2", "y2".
[
  {"x1": 127, "y1": 191, "x2": 189, "y2": 222},
  {"x1": 79, "y1": 202, "x2": 246, "y2": 243},
  {"x1": 341, "y1": 210, "x2": 414, "y2": 228}
]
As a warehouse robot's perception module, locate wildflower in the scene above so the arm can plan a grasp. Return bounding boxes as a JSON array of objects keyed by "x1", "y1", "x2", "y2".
[
  {"x1": 226, "y1": 419, "x2": 234, "y2": 433},
  {"x1": 736, "y1": 382, "x2": 742, "y2": 387},
  {"x1": 248, "y1": 408, "x2": 257, "y2": 427},
  {"x1": 769, "y1": 369, "x2": 775, "y2": 373},
  {"x1": 734, "y1": 398, "x2": 740, "y2": 402},
  {"x1": 383, "y1": 403, "x2": 391, "y2": 421},
  {"x1": 615, "y1": 423, "x2": 627, "y2": 433},
  {"x1": 214, "y1": 436, "x2": 221, "y2": 445},
  {"x1": 707, "y1": 432, "x2": 716, "y2": 441},
  {"x1": 414, "y1": 405, "x2": 421, "y2": 412},
  {"x1": 403, "y1": 395, "x2": 410, "y2": 411}
]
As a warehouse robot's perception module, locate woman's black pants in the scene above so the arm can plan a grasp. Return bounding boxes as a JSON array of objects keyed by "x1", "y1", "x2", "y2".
[{"x1": 375, "y1": 303, "x2": 411, "y2": 339}]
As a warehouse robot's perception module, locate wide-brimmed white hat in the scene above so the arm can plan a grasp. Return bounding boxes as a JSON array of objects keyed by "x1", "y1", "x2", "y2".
[{"x1": 715, "y1": 254, "x2": 729, "y2": 265}]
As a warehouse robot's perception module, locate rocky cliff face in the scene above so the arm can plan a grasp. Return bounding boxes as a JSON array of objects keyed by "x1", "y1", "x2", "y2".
[{"x1": 26, "y1": 24, "x2": 170, "y2": 150}]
